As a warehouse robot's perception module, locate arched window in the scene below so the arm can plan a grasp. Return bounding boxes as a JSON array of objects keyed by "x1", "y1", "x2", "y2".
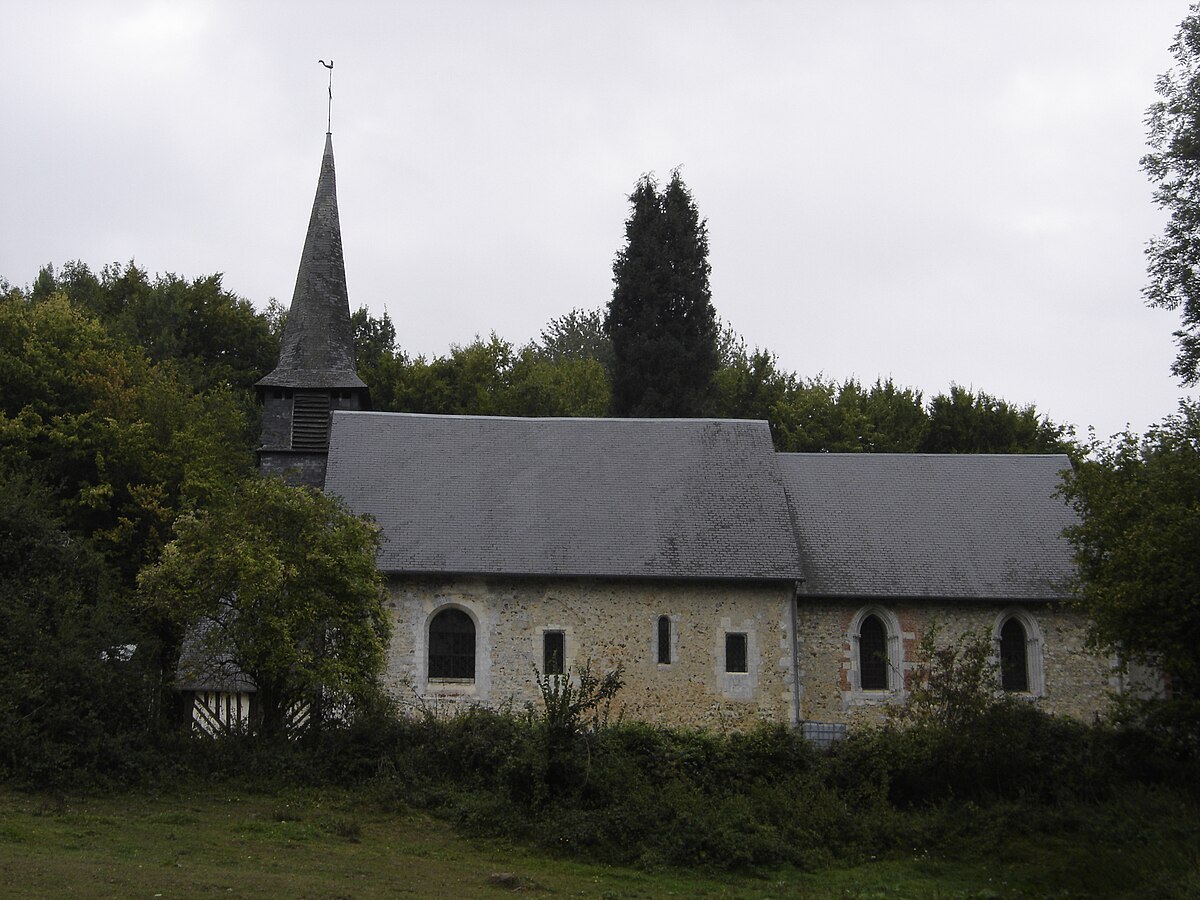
[
  {"x1": 999, "y1": 617, "x2": 1029, "y2": 692},
  {"x1": 429, "y1": 608, "x2": 475, "y2": 680},
  {"x1": 992, "y1": 610, "x2": 1045, "y2": 696},
  {"x1": 849, "y1": 606, "x2": 903, "y2": 695},
  {"x1": 858, "y1": 614, "x2": 889, "y2": 691}
]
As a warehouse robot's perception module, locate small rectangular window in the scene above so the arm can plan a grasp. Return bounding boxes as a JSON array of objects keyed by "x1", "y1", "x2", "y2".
[
  {"x1": 657, "y1": 616, "x2": 671, "y2": 665},
  {"x1": 543, "y1": 631, "x2": 565, "y2": 676},
  {"x1": 725, "y1": 633, "x2": 748, "y2": 674}
]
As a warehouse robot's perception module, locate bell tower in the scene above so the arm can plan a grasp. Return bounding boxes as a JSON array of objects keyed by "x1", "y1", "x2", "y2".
[{"x1": 256, "y1": 132, "x2": 369, "y2": 487}]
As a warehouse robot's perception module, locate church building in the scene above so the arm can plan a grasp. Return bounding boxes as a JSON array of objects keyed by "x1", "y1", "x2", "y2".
[{"x1": 194, "y1": 133, "x2": 1120, "y2": 734}]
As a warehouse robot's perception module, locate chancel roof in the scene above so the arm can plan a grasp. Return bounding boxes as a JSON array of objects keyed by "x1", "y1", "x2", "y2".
[
  {"x1": 778, "y1": 453, "x2": 1077, "y2": 601},
  {"x1": 258, "y1": 133, "x2": 366, "y2": 391},
  {"x1": 325, "y1": 412, "x2": 802, "y2": 581}
]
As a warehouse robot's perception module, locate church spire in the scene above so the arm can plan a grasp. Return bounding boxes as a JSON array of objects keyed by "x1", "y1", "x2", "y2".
[
  {"x1": 258, "y1": 133, "x2": 365, "y2": 392},
  {"x1": 256, "y1": 133, "x2": 369, "y2": 488}
]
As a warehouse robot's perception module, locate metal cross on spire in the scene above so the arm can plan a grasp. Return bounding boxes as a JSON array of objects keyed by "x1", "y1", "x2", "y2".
[{"x1": 319, "y1": 59, "x2": 334, "y2": 133}]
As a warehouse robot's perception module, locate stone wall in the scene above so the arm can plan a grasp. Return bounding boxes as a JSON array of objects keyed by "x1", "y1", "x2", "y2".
[
  {"x1": 257, "y1": 449, "x2": 328, "y2": 487},
  {"x1": 383, "y1": 575, "x2": 798, "y2": 730},
  {"x1": 795, "y1": 599, "x2": 1116, "y2": 725}
]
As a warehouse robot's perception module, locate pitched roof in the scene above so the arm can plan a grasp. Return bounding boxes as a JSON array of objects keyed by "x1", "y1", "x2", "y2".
[
  {"x1": 258, "y1": 133, "x2": 366, "y2": 391},
  {"x1": 175, "y1": 620, "x2": 256, "y2": 692},
  {"x1": 325, "y1": 412, "x2": 802, "y2": 581},
  {"x1": 778, "y1": 453, "x2": 1077, "y2": 601}
]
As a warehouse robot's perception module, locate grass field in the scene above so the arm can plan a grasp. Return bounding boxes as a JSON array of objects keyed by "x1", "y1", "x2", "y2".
[{"x1": 1, "y1": 785, "x2": 1197, "y2": 898}]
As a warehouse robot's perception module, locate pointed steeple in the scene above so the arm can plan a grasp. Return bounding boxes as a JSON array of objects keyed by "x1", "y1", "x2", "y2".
[
  {"x1": 256, "y1": 133, "x2": 370, "y2": 488},
  {"x1": 258, "y1": 133, "x2": 366, "y2": 391}
]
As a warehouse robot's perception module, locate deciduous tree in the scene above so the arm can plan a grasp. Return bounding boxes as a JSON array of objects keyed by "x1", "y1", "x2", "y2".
[
  {"x1": 533, "y1": 307, "x2": 613, "y2": 371},
  {"x1": 1143, "y1": 4, "x2": 1200, "y2": 384},
  {"x1": 920, "y1": 385, "x2": 1072, "y2": 454},
  {"x1": 34, "y1": 261, "x2": 277, "y2": 396},
  {"x1": 0, "y1": 474, "x2": 154, "y2": 784},
  {"x1": 1060, "y1": 402, "x2": 1200, "y2": 701},
  {"x1": 139, "y1": 476, "x2": 389, "y2": 738},
  {"x1": 0, "y1": 290, "x2": 253, "y2": 580}
]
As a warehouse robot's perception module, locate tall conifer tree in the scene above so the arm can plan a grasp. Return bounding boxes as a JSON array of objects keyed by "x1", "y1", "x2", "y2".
[{"x1": 606, "y1": 170, "x2": 719, "y2": 417}]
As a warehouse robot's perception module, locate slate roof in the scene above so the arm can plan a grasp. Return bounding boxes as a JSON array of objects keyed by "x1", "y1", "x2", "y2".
[
  {"x1": 175, "y1": 620, "x2": 256, "y2": 692},
  {"x1": 324, "y1": 412, "x2": 802, "y2": 581},
  {"x1": 258, "y1": 133, "x2": 366, "y2": 391},
  {"x1": 778, "y1": 453, "x2": 1077, "y2": 601}
]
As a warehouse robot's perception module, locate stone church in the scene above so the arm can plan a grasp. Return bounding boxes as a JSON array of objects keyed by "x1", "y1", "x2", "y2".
[{"x1": 192, "y1": 133, "x2": 1120, "y2": 735}]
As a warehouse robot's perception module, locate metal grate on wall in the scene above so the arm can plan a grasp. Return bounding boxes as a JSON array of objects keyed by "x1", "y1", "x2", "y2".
[{"x1": 801, "y1": 721, "x2": 848, "y2": 750}]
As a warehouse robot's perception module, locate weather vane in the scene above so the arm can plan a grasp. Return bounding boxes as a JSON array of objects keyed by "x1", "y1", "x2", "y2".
[{"x1": 319, "y1": 59, "x2": 334, "y2": 133}]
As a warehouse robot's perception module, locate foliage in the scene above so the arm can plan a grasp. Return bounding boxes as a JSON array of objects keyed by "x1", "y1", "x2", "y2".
[
  {"x1": 138, "y1": 476, "x2": 390, "y2": 738},
  {"x1": 0, "y1": 474, "x2": 160, "y2": 786},
  {"x1": 363, "y1": 709, "x2": 1171, "y2": 874},
  {"x1": 895, "y1": 624, "x2": 1005, "y2": 731},
  {"x1": 344, "y1": 302, "x2": 1069, "y2": 454},
  {"x1": 0, "y1": 289, "x2": 254, "y2": 580},
  {"x1": 534, "y1": 660, "x2": 625, "y2": 740},
  {"x1": 361, "y1": 328, "x2": 610, "y2": 418},
  {"x1": 606, "y1": 170, "x2": 720, "y2": 416},
  {"x1": 532, "y1": 307, "x2": 613, "y2": 370},
  {"x1": 533, "y1": 306, "x2": 738, "y2": 376},
  {"x1": 1144, "y1": 4, "x2": 1200, "y2": 384},
  {"x1": 1061, "y1": 402, "x2": 1200, "y2": 746},
  {"x1": 920, "y1": 384, "x2": 1073, "y2": 454},
  {"x1": 711, "y1": 347, "x2": 1068, "y2": 454},
  {"x1": 770, "y1": 376, "x2": 928, "y2": 453},
  {"x1": 0, "y1": 283, "x2": 259, "y2": 777},
  {"x1": 351, "y1": 304, "x2": 398, "y2": 393},
  {"x1": 32, "y1": 261, "x2": 278, "y2": 396},
  {"x1": 820, "y1": 625, "x2": 1120, "y2": 809},
  {"x1": 834, "y1": 704, "x2": 1116, "y2": 810},
  {"x1": 534, "y1": 661, "x2": 624, "y2": 795}
]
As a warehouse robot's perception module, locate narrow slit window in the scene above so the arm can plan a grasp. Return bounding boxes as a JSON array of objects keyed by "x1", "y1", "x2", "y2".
[
  {"x1": 543, "y1": 630, "x2": 565, "y2": 676},
  {"x1": 657, "y1": 616, "x2": 671, "y2": 664},
  {"x1": 725, "y1": 633, "x2": 748, "y2": 673}
]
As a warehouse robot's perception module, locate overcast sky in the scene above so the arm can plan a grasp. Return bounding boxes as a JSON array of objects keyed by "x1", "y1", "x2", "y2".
[{"x1": 5, "y1": 1, "x2": 1198, "y2": 441}]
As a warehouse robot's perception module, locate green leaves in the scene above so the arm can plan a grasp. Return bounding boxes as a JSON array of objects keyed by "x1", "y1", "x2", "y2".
[
  {"x1": 1061, "y1": 402, "x2": 1200, "y2": 691},
  {"x1": 1143, "y1": 8, "x2": 1200, "y2": 384},
  {"x1": 0, "y1": 290, "x2": 254, "y2": 578},
  {"x1": 138, "y1": 477, "x2": 389, "y2": 738},
  {"x1": 350, "y1": 317, "x2": 612, "y2": 419}
]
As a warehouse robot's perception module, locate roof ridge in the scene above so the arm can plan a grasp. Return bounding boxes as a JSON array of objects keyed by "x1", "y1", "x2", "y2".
[{"x1": 332, "y1": 409, "x2": 772, "y2": 426}]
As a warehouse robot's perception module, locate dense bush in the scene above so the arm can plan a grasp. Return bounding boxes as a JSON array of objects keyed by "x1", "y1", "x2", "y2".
[
  {"x1": 828, "y1": 703, "x2": 1112, "y2": 807},
  {"x1": 10, "y1": 681, "x2": 1190, "y2": 873},
  {"x1": 290, "y1": 705, "x2": 1169, "y2": 871}
]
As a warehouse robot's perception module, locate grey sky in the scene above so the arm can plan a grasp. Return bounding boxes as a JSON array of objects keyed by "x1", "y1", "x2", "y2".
[{"x1": 4, "y1": 0, "x2": 1197, "y2": 441}]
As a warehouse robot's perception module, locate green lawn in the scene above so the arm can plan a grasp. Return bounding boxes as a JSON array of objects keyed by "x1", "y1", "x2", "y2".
[{"x1": 0, "y1": 786, "x2": 1195, "y2": 898}]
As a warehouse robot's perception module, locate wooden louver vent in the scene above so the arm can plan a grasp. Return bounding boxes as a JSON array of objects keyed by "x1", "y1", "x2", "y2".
[{"x1": 291, "y1": 391, "x2": 331, "y2": 450}]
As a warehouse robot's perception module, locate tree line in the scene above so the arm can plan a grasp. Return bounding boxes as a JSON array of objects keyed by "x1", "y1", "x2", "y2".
[{"x1": 352, "y1": 308, "x2": 1072, "y2": 455}]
